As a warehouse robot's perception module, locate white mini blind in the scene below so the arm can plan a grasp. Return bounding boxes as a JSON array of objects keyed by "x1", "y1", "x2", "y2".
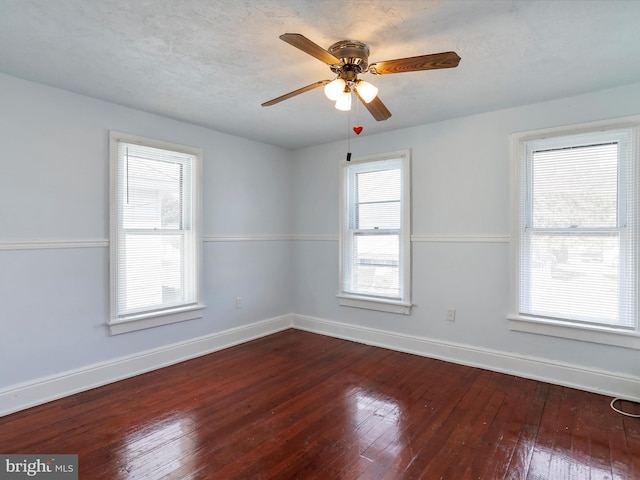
[
  {"x1": 113, "y1": 139, "x2": 198, "y2": 321},
  {"x1": 342, "y1": 157, "x2": 409, "y2": 302},
  {"x1": 519, "y1": 128, "x2": 637, "y2": 329}
]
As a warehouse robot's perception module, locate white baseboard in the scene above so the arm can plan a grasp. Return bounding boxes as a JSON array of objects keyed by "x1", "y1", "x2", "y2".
[
  {"x1": 4, "y1": 312, "x2": 639, "y2": 417},
  {"x1": 0, "y1": 314, "x2": 293, "y2": 417},
  {"x1": 291, "y1": 314, "x2": 640, "y2": 403}
]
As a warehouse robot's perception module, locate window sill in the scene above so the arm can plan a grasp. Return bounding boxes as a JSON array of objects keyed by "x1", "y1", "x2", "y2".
[
  {"x1": 338, "y1": 295, "x2": 412, "y2": 315},
  {"x1": 109, "y1": 304, "x2": 206, "y2": 335},
  {"x1": 508, "y1": 314, "x2": 640, "y2": 350}
]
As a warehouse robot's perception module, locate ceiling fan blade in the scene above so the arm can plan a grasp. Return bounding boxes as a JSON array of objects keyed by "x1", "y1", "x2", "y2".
[
  {"x1": 262, "y1": 80, "x2": 330, "y2": 107},
  {"x1": 369, "y1": 51, "x2": 460, "y2": 75},
  {"x1": 356, "y1": 92, "x2": 392, "y2": 121},
  {"x1": 280, "y1": 33, "x2": 341, "y2": 65}
]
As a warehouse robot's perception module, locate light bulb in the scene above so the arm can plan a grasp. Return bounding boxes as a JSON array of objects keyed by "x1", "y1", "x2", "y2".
[
  {"x1": 335, "y1": 90, "x2": 352, "y2": 111},
  {"x1": 355, "y1": 80, "x2": 378, "y2": 103},
  {"x1": 324, "y1": 78, "x2": 346, "y2": 101}
]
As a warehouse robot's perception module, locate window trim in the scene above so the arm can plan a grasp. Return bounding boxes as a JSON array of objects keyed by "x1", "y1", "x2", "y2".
[
  {"x1": 509, "y1": 116, "x2": 640, "y2": 347},
  {"x1": 338, "y1": 150, "x2": 412, "y2": 314},
  {"x1": 109, "y1": 131, "x2": 205, "y2": 335}
]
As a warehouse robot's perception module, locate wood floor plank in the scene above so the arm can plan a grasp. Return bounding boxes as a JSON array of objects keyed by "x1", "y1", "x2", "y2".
[
  {"x1": 413, "y1": 370, "x2": 507, "y2": 479},
  {"x1": 468, "y1": 373, "x2": 530, "y2": 480},
  {"x1": 606, "y1": 421, "x2": 635, "y2": 480},
  {"x1": 626, "y1": 432, "x2": 640, "y2": 480},
  {"x1": 327, "y1": 355, "x2": 447, "y2": 480},
  {"x1": 0, "y1": 329, "x2": 634, "y2": 480},
  {"x1": 255, "y1": 346, "x2": 411, "y2": 480},
  {"x1": 504, "y1": 381, "x2": 550, "y2": 479},
  {"x1": 586, "y1": 390, "x2": 615, "y2": 480},
  {"x1": 212, "y1": 345, "x2": 394, "y2": 479}
]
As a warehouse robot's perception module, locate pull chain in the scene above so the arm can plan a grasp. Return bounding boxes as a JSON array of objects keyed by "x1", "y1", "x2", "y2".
[{"x1": 346, "y1": 94, "x2": 352, "y2": 161}]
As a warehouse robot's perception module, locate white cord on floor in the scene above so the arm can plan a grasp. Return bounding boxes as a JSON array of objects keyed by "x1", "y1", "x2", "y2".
[{"x1": 610, "y1": 397, "x2": 640, "y2": 417}]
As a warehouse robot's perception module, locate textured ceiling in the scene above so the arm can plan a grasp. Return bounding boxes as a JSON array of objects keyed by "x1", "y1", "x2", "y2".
[{"x1": 1, "y1": 0, "x2": 639, "y2": 150}]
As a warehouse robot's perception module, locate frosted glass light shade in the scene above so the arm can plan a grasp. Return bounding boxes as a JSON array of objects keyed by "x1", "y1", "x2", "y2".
[
  {"x1": 324, "y1": 78, "x2": 346, "y2": 101},
  {"x1": 355, "y1": 80, "x2": 378, "y2": 103},
  {"x1": 335, "y1": 91, "x2": 352, "y2": 111}
]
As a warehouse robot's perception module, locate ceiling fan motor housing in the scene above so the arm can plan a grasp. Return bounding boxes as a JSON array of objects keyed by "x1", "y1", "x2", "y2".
[{"x1": 328, "y1": 40, "x2": 370, "y2": 74}]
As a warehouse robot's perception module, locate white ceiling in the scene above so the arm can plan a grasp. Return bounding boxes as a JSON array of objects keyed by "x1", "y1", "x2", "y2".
[{"x1": 1, "y1": 0, "x2": 639, "y2": 150}]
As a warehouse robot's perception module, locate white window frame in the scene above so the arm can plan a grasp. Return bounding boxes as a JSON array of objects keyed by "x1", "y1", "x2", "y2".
[
  {"x1": 109, "y1": 131, "x2": 205, "y2": 335},
  {"x1": 508, "y1": 117, "x2": 640, "y2": 348},
  {"x1": 338, "y1": 150, "x2": 412, "y2": 315}
]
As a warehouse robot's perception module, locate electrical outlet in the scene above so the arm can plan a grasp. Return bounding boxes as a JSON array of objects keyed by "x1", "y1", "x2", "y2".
[
  {"x1": 236, "y1": 297, "x2": 243, "y2": 309},
  {"x1": 447, "y1": 308, "x2": 456, "y2": 322}
]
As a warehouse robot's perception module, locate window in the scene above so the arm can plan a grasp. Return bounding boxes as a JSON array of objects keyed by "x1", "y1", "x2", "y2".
[
  {"x1": 109, "y1": 132, "x2": 204, "y2": 334},
  {"x1": 510, "y1": 118, "x2": 639, "y2": 346},
  {"x1": 339, "y1": 150, "x2": 411, "y2": 314}
]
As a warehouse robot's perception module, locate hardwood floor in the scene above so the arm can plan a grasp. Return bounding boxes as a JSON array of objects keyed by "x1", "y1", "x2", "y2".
[{"x1": 1, "y1": 329, "x2": 638, "y2": 479}]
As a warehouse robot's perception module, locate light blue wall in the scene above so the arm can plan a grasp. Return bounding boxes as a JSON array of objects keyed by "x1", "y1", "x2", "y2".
[
  {"x1": 290, "y1": 82, "x2": 640, "y2": 378},
  {"x1": 2, "y1": 70, "x2": 640, "y2": 391},
  {"x1": 0, "y1": 73, "x2": 293, "y2": 386}
]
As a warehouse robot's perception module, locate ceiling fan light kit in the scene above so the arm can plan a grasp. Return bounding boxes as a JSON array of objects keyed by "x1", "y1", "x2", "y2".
[
  {"x1": 335, "y1": 90, "x2": 352, "y2": 111},
  {"x1": 324, "y1": 78, "x2": 346, "y2": 101},
  {"x1": 355, "y1": 80, "x2": 378, "y2": 104},
  {"x1": 325, "y1": 76, "x2": 376, "y2": 110},
  {"x1": 262, "y1": 33, "x2": 461, "y2": 121}
]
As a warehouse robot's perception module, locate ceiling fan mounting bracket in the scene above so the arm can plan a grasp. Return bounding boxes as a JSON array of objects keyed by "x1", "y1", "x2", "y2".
[{"x1": 328, "y1": 40, "x2": 370, "y2": 74}]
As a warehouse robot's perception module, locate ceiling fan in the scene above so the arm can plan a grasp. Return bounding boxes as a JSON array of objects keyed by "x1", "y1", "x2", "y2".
[{"x1": 262, "y1": 33, "x2": 461, "y2": 121}]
